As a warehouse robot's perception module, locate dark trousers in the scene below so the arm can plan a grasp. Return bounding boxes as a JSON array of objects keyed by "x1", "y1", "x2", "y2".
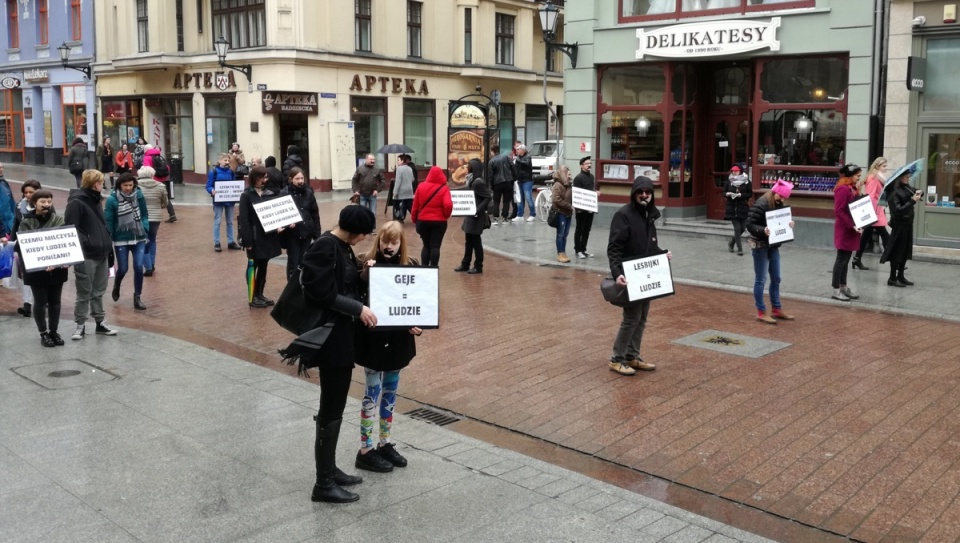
[
  {"x1": 253, "y1": 258, "x2": 269, "y2": 297},
  {"x1": 856, "y1": 225, "x2": 889, "y2": 259},
  {"x1": 574, "y1": 211, "x2": 594, "y2": 254},
  {"x1": 317, "y1": 366, "x2": 353, "y2": 426},
  {"x1": 832, "y1": 250, "x2": 852, "y2": 288},
  {"x1": 730, "y1": 218, "x2": 746, "y2": 251},
  {"x1": 416, "y1": 220, "x2": 447, "y2": 267},
  {"x1": 888, "y1": 259, "x2": 907, "y2": 281},
  {"x1": 162, "y1": 180, "x2": 176, "y2": 216},
  {"x1": 286, "y1": 237, "x2": 312, "y2": 279},
  {"x1": 73, "y1": 172, "x2": 82, "y2": 188},
  {"x1": 491, "y1": 183, "x2": 513, "y2": 219},
  {"x1": 30, "y1": 283, "x2": 64, "y2": 334},
  {"x1": 461, "y1": 233, "x2": 484, "y2": 269}
]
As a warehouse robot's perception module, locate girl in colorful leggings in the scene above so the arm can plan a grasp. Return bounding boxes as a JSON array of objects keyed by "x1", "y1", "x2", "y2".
[{"x1": 354, "y1": 221, "x2": 422, "y2": 473}]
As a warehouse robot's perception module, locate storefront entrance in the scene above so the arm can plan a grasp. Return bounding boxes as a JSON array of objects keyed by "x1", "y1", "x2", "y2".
[
  {"x1": 706, "y1": 113, "x2": 751, "y2": 218},
  {"x1": 279, "y1": 114, "x2": 309, "y2": 178}
]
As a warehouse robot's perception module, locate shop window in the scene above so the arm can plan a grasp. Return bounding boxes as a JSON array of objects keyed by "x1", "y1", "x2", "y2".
[
  {"x1": 668, "y1": 111, "x2": 695, "y2": 197},
  {"x1": 921, "y1": 39, "x2": 960, "y2": 113},
  {"x1": 71, "y1": 0, "x2": 81, "y2": 41},
  {"x1": 757, "y1": 109, "x2": 845, "y2": 188},
  {"x1": 621, "y1": 0, "x2": 814, "y2": 20},
  {"x1": 600, "y1": 66, "x2": 665, "y2": 107},
  {"x1": 205, "y1": 96, "x2": 237, "y2": 168},
  {"x1": 0, "y1": 90, "x2": 24, "y2": 153},
  {"x1": 356, "y1": 0, "x2": 371, "y2": 52},
  {"x1": 403, "y1": 99, "x2": 434, "y2": 167},
  {"x1": 713, "y1": 65, "x2": 751, "y2": 106},
  {"x1": 37, "y1": 0, "x2": 49, "y2": 45},
  {"x1": 760, "y1": 57, "x2": 847, "y2": 105},
  {"x1": 101, "y1": 100, "x2": 143, "y2": 156},
  {"x1": 408, "y1": 1, "x2": 422, "y2": 58},
  {"x1": 137, "y1": 0, "x2": 149, "y2": 53},
  {"x1": 925, "y1": 132, "x2": 960, "y2": 207},
  {"x1": 671, "y1": 64, "x2": 697, "y2": 106},
  {"x1": 351, "y1": 97, "x2": 386, "y2": 168},
  {"x1": 164, "y1": 99, "x2": 194, "y2": 171},
  {"x1": 499, "y1": 103, "x2": 515, "y2": 151},
  {"x1": 600, "y1": 111, "x2": 665, "y2": 163},
  {"x1": 212, "y1": 0, "x2": 265, "y2": 50},
  {"x1": 495, "y1": 13, "x2": 515, "y2": 66},
  {"x1": 464, "y1": 8, "x2": 472, "y2": 64},
  {"x1": 62, "y1": 85, "x2": 87, "y2": 152},
  {"x1": 7, "y1": 0, "x2": 19, "y2": 49}
]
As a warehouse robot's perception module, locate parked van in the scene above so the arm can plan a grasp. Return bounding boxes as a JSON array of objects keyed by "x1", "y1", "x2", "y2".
[{"x1": 528, "y1": 140, "x2": 563, "y2": 181}]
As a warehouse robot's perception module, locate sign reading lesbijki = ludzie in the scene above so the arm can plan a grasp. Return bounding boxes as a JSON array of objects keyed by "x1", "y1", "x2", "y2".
[{"x1": 622, "y1": 253, "x2": 675, "y2": 302}]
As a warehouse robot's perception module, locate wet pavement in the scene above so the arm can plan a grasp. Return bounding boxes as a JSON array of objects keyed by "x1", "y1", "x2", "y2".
[{"x1": 4, "y1": 164, "x2": 960, "y2": 542}]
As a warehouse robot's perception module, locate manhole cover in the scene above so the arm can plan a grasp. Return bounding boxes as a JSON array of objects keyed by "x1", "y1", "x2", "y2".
[
  {"x1": 12, "y1": 359, "x2": 120, "y2": 389},
  {"x1": 48, "y1": 370, "x2": 82, "y2": 378},
  {"x1": 672, "y1": 329, "x2": 790, "y2": 359},
  {"x1": 405, "y1": 407, "x2": 461, "y2": 426}
]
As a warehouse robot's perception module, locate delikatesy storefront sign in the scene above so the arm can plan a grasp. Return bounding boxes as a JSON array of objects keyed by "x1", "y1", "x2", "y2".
[{"x1": 636, "y1": 18, "x2": 781, "y2": 60}]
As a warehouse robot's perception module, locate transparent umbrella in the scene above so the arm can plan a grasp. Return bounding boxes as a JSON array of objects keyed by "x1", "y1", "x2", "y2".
[{"x1": 880, "y1": 158, "x2": 923, "y2": 205}]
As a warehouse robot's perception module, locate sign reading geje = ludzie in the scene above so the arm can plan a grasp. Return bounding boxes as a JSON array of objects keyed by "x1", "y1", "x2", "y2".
[
  {"x1": 765, "y1": 207, "x2": 794, "y2": 245},
  {"x1": 849, "y1": 196, "x2": 878, "y2": 229},
  {"x1": 16, "y1": 226, "x2": 86, "y2": 272},
  {"x1": 252, "y1": 195, "x2": 303, "y2": 232},
  {"x1": 368, "y1": 266, "x2": 439, "y2": 330},
  {"x1": 214, "y1": 180, "x2": 244, "y2": 203},
  {"x1": 572, "y1": 187, "x2": 598, "y2": 213},
  {"x1": 623, "y1": 252, "x2": 675, "y2": 302},
  {"x1": 450, "y1": 190, "x2": 477, "y2": 216}
]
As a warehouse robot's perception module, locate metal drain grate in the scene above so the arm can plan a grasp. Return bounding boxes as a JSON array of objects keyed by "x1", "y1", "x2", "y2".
[{"x1": 405, "y1": 407, "x2": 461, "y2": 426}]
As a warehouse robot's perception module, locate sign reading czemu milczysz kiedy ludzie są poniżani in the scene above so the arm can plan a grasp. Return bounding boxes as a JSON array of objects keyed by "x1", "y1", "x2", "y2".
[
  {"x1": 16, "y1": 226, "x2": 86, "y2": 272},
  {"x1": 252, "y1": 195, "x2": 303, "y2": 232},
  {"x1": 622, "y1": 253, "x2": 675, "y2": 302},
  {"x1": 368, "y1": 266, "x2": 439, "y2": 329}
]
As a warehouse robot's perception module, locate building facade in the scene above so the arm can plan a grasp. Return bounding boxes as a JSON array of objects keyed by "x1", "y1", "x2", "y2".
[
  {"x1": 1, "y1": 0, "x2": 96, "y2": 165},
  {"x1": 94, "y1": 0, "x2": 564, "y2": 187},
  {"x1": 563, "y1": 0, "x2": 881, "y2": 245}
]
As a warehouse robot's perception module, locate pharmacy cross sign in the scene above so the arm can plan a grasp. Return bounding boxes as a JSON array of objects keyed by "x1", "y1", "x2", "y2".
[
  {"x1": 215, "y1": 72, "x2": 230, "y2": 91},
  {"x1": 20, "y1": 0, "x2": 31, "y2": 19}
]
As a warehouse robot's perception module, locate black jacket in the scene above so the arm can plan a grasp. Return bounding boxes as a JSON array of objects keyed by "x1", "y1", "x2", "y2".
[
  {"x1": 887, "y1": 183, "x2": 917, "y2": 225},
  {"x1": 490, "y1": 153, "x2": 515, "y2": 186},
  {"x1": 462, "y1": 176, "x2": 493, "y2": 235},
  {"x1": 607, "y1": 177, "x2": 662, "y2": 278},
  {"x1": 282, "y1": 153, "x2": 303, "y2": 179},
  {"x1": 515, "y1": 153, "x2": 533, "y2": 180},
  {"x1": 723, "y1": 176, "x2": 752, "y2": 220},
  {"x1": 573, "y1": 170, "x2": 596, "y2": 215},
  {"x1": 238, "y1": 188, "x2": 283, "y2": 260},
  {"x1": 745, "y1": 194, "x2": 787, "y2": 249},
  {"x1": 64, "y1": 188, "x2": 113, "y2": 260},
  {"x1": 16, "y1": 209, "x2": 70, "y2": 287},
  {"x1": 265, "y1": 166, "x2": 285, "y2": 194},
  {"x1": 284, "y1": 184, "x2": 320, "y2": 240},
  {"x1": 880, "y1": 183, "x2": 917, "y2": 265},
  {"x1": 356, "y1": 251, "x2": 418, "y2": 372}
]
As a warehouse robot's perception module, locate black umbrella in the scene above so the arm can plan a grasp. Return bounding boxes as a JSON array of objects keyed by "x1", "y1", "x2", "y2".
[{"x1": 376, "y1": 143, "x2": 415, "y2": 154}]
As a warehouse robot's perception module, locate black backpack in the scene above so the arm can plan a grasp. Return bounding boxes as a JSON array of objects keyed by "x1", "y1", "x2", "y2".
[{"x1": 152, "y1": 155, "x2": 169, "y2": 177}]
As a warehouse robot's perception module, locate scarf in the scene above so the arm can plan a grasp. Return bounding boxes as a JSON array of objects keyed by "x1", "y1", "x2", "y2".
[
  {"x1": 729, "y1": 173, "x2": 749, "y2": 188},
  {"x1": 116, "y1": 190, "x2": 145, "y2": 237}
]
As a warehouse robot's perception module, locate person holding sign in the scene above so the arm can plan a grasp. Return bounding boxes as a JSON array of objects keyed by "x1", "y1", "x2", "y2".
[
  {"x1": 831, "y1": 164, "x2": 864, "y2": 301},
  {"x1": 606, "y1": 176, "x2": 670, "y2": 376},
  {"x1": 745, "y1": 179, "x2": 796, "y2": 324},
  {"x1": 238, "y1": 166, "x2": 285, "y2": 308},
  {"x1": 880, "y1": 167, "x2": 922, "y2": 287},
  {"x1": 206, "y1": 154, "x2": 241, "y2": 252},
  {"x1": 105, "y1": 173, "x2": 150, "y2": 311},
  {"x1": 723, "y1": 165, "x2": 752, "y2": 256},
  {"x1": 15, "y1": 190, "x2": 70, "y2": 347},
  {"x1": 282, "y1": 167, "x2": 321, "y2": 280},
  {"x1": 853, "y1": 158, "x2": 890, "y2": 268},
  {"x1": 455, "y1": 158, "x2": 493, "y2": 274},
  {"x1": 573, "y1": 156, "x2": 598, "y2": 258}
]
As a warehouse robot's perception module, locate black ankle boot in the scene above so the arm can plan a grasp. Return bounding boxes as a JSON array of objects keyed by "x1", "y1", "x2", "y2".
[
  {"x1": 17, "y1": 303, "x2": 31, "y2": 318},
  {"x1": 312, "y1": 418, "x2": 360, "y2": 503},
  {"x1": 898, "y1": 275, "x2": 914, "y2": 286},
  {"x1": 852, "y1": 257, "x2": 869, "y2": 270},
  {"x1": 112, "y1": 279, "x2": 122, "y2": 302},
  {"x1": 454, "y1": 264, "x2": 470, "y2": 272},
  {"x1": 134, "y1": 295, "x2": 147, "y2": 311}
]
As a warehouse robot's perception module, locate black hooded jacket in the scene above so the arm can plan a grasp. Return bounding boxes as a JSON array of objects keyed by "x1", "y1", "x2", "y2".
[
  {"x1": 607, "y1": 176, "x2": 662, "y2": 278},
  {"x1": 284, "y1": 183, "x2": 321, "y2": 240},
  {"x1": 63, "y1": 188, "x2": 114, "y2": 260},
  {"x1": 282, "y1": 146, "x2": 303, "y2": 179}
]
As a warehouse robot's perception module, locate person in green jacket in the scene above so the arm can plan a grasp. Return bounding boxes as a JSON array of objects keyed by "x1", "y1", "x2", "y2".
[{"x1": 104, "y1": 172, "x2": 149, "y2": 310}]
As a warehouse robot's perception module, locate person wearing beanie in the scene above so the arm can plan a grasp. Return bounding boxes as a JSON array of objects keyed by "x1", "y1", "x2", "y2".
[
  {"x1": 606, "y1": 176, "x2": 671, "y2": 376},
  {"x1": 723, "y1": 164, "x2": 752, "y2": 256},
  {"x1": 264, "y1": 155, "x2": 285, "y2": 193},
  {"x1": 745, "y1": 179, "x2": 796, "y2": 324},
  {"x1": 136, "y1": 166, "x2": 169, "y2": 276},
  {"x1": 831, "y1": 163, "x2": 863, "y2": 301},
  {"x1": 279, "y1": 204, "x2": 376, "y2": 504},
  {"x1": 282, "y1": 145, "x2": 304, "y2": 180},
  {"x1": 410, "y1": 166, "x2": 453, "y2": 267},
  {"x1": 879, "y1": 167, "x2": 922, "y2": 287}
]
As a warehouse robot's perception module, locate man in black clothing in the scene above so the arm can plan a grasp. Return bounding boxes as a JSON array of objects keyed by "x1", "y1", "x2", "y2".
[
  {"x1": 573, "y1": 156, "x2": 598, "y2": 258},
  {"x1": 488, "y1": 145, "x2": 515, "y2": 226}
]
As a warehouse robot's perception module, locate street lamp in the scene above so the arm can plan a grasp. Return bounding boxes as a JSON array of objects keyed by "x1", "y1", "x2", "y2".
[
  {"x1": 537, "y1": 1, "x2": 578, "y2": 69},
  {"x1": 57, "y1": 42, "x2": 91, "y2": 79},
  {"x1": 213, "y1": 36, "x2": 252, "y2": 82}
]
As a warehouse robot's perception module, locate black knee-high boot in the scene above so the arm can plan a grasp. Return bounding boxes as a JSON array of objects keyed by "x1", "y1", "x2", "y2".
[{"x1": 311, "y1": 417, "x2": 361, "y2": 503}]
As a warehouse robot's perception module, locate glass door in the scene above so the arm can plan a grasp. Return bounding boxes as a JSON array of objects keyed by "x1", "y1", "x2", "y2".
[{"x1": 707, "y1": 115, "x2": 750, "y2": 219}]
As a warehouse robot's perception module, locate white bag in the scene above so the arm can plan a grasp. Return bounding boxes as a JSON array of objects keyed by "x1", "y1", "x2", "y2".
[
  {"x1": 513, "y1": 181, "x2": 521, "y2": 204},
  {"x1": 4, "y1": 251, "x2": 23, "y2": 289}
]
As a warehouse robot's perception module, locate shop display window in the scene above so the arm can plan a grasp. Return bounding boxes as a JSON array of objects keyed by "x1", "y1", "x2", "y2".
[
  {"x1": 600, "y1": 66, "x2": 665, "y2": 107},
  {"x1": 205, "y1": 96, "x2": 236, "y2": 168},
  {"x1": 921, "y1": 39, "x2": 960, "y2": 113},
  {"x1": 351, "y1": 97, "x2": 386, "y2": 168},
  {"x1": 403, "y1": 99, "x2": 434, "y2": 167},
  {"x1": 600, "y1": 111, "x2": 665, "y2": 163},
  {"x1": 756, "y1": 109, "x2": 845, "y2": 192},
  {"x1": 0, "y1": 90, "x2": 24, "y2": 154},
  {"x1": 62, "y1": 85, "x2": 88, "y2": 152},
  {"x1": 760, "y1": 57, "x2": 847, "y2": 105},
  {"x1": 621, "y1": 0, "x2": 814, "y2": 20},
  {"x1": 164, "y1": 99, "x2": 194, "y2": 171},
  {"x1": 102, "y1": 100, "x2": 142, "y2": 152},
  {"x1": 925, "y1": 133, "x2": 960, "y2": 208}
]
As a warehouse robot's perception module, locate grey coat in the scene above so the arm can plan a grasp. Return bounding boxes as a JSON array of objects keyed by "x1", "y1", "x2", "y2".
[{"x1": 461, "y1": 176, "x2": 492, "y2": 235}]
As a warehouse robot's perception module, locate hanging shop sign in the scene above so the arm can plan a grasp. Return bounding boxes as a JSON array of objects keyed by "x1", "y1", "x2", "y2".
[
  {"x1": 636, "y1": 17, "x2": 781, "y2": 60},
  {"x1": 261, "y1": 91, "x2": 319, "y2": 114},
  {"x1": 172, "y1": 71, "x2": 237, "y2": 90},
  {"x1": 349, "y1": 74, "x2": 429, "y2": 95},
  {"x1": 0, "y1": 74, "x2": 22, "y2": 89},
  {"x1": 907, "y1": 56, "x2": 925, "y2": 92}
]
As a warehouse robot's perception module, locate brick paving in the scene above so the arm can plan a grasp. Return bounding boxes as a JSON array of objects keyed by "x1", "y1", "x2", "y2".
[{"x1": 4, "y1": 190, "x2": 960, "y2": 542}]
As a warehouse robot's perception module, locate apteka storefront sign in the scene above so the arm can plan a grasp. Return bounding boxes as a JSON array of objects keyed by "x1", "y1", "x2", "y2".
[{"x1": 636, "y1": 17, "x2": 781, "y2": 60}]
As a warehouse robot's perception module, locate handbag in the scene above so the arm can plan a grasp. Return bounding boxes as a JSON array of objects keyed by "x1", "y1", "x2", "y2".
[
  {"x1": 547, "y1": 207, "x2": 559, "y2": 228},
  {"x1": 234, "y1": 164, "x2": 250, "y2": 178},
  {"x1": 0, "y1": 244, "x2": 13, "y2": 280},
  {"x1": 270, "y1": 268, "x2": 329, "y2": 335},
  {"x1": 600, "y1": 276, "x2": 634, "y2": 307}
]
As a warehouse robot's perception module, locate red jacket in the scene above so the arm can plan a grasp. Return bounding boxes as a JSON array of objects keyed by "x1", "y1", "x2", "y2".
[{"x1": 411, "y1": 166, "x2": 453, "y2": 223}]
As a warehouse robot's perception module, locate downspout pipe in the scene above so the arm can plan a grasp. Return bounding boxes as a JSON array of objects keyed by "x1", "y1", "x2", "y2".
[{"x1": 869, "y1": 0, "x2": 891, "y2": 161}]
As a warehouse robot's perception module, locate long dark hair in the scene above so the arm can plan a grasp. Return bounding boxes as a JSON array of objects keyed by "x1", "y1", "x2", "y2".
[
  {"x1": 248, "y1": 166, "x2": 268, "y2": 188},
  {"x1": 468, "y1": 158, "x2": 484, "y2": 181}
]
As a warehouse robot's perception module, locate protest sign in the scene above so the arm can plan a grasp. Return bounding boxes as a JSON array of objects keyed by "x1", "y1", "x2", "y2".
[
  {"x1": 623, "y1": 253, "x2": 675, "y2": 302},
  {"x1": 16, "y1": 226, "x2": 85, "y2": 272},
  {"x1": 572, "y1": 187, "x2": 598, "y2": 213},
  {"x1": 451, "y1": 190, "x2": 477, "y2": 216},
  {"x1": 368, "y1": 266, "x2": 439, "y2": 329},
  {"x1": 214, "y1": 180, "x2": 244, "y2": 203},
  {"x1": 252, "y1": 195, "x2": 302, "y2": 232},
  {"x1": 849, "y1": 196, "x2": 878, "y2": 229},
  {"x1": 765, "y1": 207, "x2": 794, "y2": 244}
]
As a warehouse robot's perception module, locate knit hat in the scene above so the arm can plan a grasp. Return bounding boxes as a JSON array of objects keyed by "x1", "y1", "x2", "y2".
[
  {"x1": 338, "y1": 205, "x2": 376, "y2": 235},
  {"x1": 771, "y1": 179, "x2": 794, "y2": 199}
]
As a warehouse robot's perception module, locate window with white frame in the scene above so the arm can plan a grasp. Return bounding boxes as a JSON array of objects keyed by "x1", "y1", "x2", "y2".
[
  {"x1": 136, "y1": 0, "x2": 149, "y2": 52},
  {"x1": 356, "y1": 0, "x2": 372, "y2": 52},
  {"x1": 495, "y1": 13, "x2": 515, "y2": 66},
  {"x1": 408, "y1": 1, "x2": 422, "y2": 58},
  {"x1": 212, "y1": 0, "x2": 265, "y2": 50}
]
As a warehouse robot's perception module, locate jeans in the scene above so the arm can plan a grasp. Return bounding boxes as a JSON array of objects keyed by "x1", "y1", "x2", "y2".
[
  {"x1": 832, "y1": 250, "x2": 852, "y2": 288},
  {"x1": 360, "y1": 368, "x2": 401, "y2": 449},
  {"x1": 30, "y1": 283, "x2": 64, "y2": 334},
  {"x1": 74, "y1": 257, "x2": 109, "y2": 324},
  {"x1": 517, "y1": 181, "x2": 535, "y2": 217},
  {"x1": 461, "y1": 232, "x2": 484, "y2": 269},
  {"x1": 574, "y1": 211, "x2": 594, "y2": 254},
  {"x1": 730, "y1": 218, "x2": 746, "y2": 251},
  {"x1": 555, "y1": 212, "x2": 571, "y2": 253},
  {"x1": 143, "y1": 221, "x2": 160, "y2": 271},
  {"x1": 212, "y1": 204, "x2": 236, "y2": 245},
  {"x1": 286, "y1": 236, "x2": 312, "y2": 279},
  {"x1": 491, "y1": 183, "x2": 513, "y2": 219},
  {"x1": 416, "y1": 220, "x2": 447, "y2": 267},
  {"x1": 73, "y1": 172, "x2": 82, "y2": 188},
  {"x1": 393, "y1": 198, "x2": 413, "y2": 222},
  {"x1": 751, "y1": 245, "x2": 781, "y2": 312},
  {"x1": 611, "y1": 300, "x2": 651, "y2": 362},
  {"x1": 115, "y1": 241, "x2": 146, "y2": 296},
  {"x1": 360, "y1": 194, "x2": 377, "y2": 217}
]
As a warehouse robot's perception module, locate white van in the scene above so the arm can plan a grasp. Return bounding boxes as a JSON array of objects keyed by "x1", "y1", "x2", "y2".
[{"x1": 528, "y1": 140, "x2": 563, "y2": 180}]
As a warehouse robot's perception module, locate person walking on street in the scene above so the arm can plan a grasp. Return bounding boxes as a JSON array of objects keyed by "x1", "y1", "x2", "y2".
[
  {"x1": 15, "y1": 190, "x2": 70, "y2": 347},
  {"x1": 282, "y1": 167, "x2": 320, "y2": 279},
  {"x1": 352, "y1": 154, "x2": 385, "y2": 218},
  {"x1": 455, "y1": 158, "x2": 493, "y2": 274},
  {"x1": 551, "y1": 165, "x2": 574, "y2": 263},
  {"x1": 67, "y1": 137, "x2": 88, "y2": 188},
  {"x1": 389, "y1": 155, "x2": 416, "y2": 222},
  {"x1": 606, "y1": 176, "x2": 671, "y2": 375},
  {"x1": 136, "y1": 166, "x2": 169, "y2": 276},
  {"x1": 133, "y1": 137, "x2": 147, "y2": 170},
  {"x1": 96, "y1": 136, "x2": 115, "y2": 179},
  {"x1": 831, "y1": 164, "x2": 863, "y2": 301},
  {"x1": 854, "y1": 157, "x2": 890, "y2": 268},
  {"x1": 11, "y1": 179, "x2": 42, "y2": 318},
  {"x1": 0, "y1": 162, "x2": 14, "y2": 245},
  {"x1": 488, "y1": 146, "x2": 515, "y2": 225},
  {"x1": 723, "y1": 164, "x2": 752, "y2": 256},
  {"x1": 206, "y1": 153, "x2": 242, "y2": 252},
  {"x1": 143, "y1": 144, "x2": 177, "y2": 223},
  {"x1": 512, "y1": 145, "x2": 536, "y2": 221},
  {"x1": 880, "y1": 168, "x2": 922, "y2": 287},
  {"x1": 745, "y1": 179, "x2": 796, "y2": 324},
  {"x1": 114, "y1": 143, "x2": 135, "y2": 176},
  {"x1": 281, "y1": 145, "x2": 304, "y2": 179},
  {"x1": 573, "y1": 156, "x2": 598, "y2": 258},
  {"x1": 64, "y1": 169, "x2": 119, "y2": 339},
  {"x1": 410, "y1": 166, "x2": 453, "y2": 267},
  {"x1": 105, "y1": 172, "x2": 150, "y2": 311},
  {"x1": 238, "y1": 166, "x2": 285, "y2": 308}
]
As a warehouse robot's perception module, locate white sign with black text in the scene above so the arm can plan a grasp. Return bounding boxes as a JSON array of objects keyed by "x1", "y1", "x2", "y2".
[
  {"x1": 572, "y1": 187, "x2": 598, "y2": 213},
  {"x1": 16, "y1": 226, "x2": 86, "y2": 272},
  {"x1": 450, "y1": 190, "x2": 477, "y2": 217},
  {"x1": 623, "y1": 253, "x2": 675, "y2": 302},
  {"x1": 214, "y1": 180, "x2": 245, "y2": 203},
  {"x1": 636, "y1": 18, "x2": 781, "y2": 60},
  {"x1": 765, "y1": 207, "x2": 794, "y2": 245},
  {"x1": 849, "y1": 197, "x2": 878, "y2": 229},
  {"x1": 368, "y1": 266, "x2": 439, "y2": 329},
  {"x1": 252, "y1": 195, "x2": 303, "y2": 232}
]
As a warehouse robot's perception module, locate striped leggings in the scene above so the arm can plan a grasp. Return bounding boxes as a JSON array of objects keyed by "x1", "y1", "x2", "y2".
[{"x1": 360, "y1": 368, "x2": 401, "y2": 449}]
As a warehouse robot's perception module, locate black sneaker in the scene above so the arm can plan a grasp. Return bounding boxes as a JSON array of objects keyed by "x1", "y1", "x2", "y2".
[
  {"x1": 355, "y1": 449, "x2": 394, "y2": 473},
  {"x1": 249, "y1": 298, "x2": 270, "y2": 308},
  {"x1": 214, "y1": 243, "x2": 222, "y2": 252},
  {"x1": 40, "y1": 333, "x2": 57, "y2": 348},
  {"x1": 377, "y1": 443, "x2": 407, "y2": 468},
  {"x1": 95, "y1": 322, "x2": 118, "y2": 336},
  {"x1": 50, "y1": 332, "x2": 65, "y2": 346},
  {"x1": 227, "y1": 242, "x2": 243, "y2": 251}
]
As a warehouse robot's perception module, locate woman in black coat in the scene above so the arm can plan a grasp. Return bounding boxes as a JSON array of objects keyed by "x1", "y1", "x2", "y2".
[
  {"x1": 16, "y1": 190, "x2": 70, "y2": 347},
  {"x1": 723, "y1": 165, "x2": 752, "y2": 255},
  {"x1": 880, "y1": 170, "x2": 921, "y2": 287},
  {"x1": 238, "y1": 166, "x2": 284, "y2": 308},
  {"x1": 282, "y1": 167, "x2": 320, "y2": 279},
  {"x1": 454, "y1": 158, "x2": 493, "y2": 274}
]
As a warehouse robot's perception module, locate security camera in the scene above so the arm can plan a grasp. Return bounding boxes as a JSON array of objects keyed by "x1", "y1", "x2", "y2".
[{"x1": 912, "y1": 16, "x2": 926, "y2": 27}]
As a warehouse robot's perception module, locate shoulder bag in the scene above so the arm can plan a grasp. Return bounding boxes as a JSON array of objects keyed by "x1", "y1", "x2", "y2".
[
  {"x1": 547, "y1": 207, "x2": 559, "y2": 228},
  {"x1": 600, "y1": 276, "x2": 635, "y2": 307}
]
